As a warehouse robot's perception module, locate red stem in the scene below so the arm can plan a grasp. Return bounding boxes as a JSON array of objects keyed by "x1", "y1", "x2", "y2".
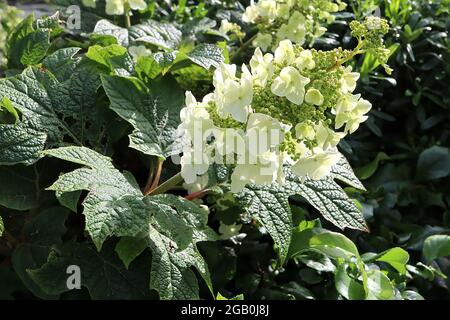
[{"x1": 184, "y1": 189, "x2": 210, "y2": 201}]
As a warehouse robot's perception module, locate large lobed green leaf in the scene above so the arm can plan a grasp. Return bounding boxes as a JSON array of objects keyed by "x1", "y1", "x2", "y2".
[
  {"x1": 0, "y1": 123, "x2": 46, "y2": 166},
  {"x1": 6, "y1": 14, "x2": 53, "y2": 68},
  {"x1": 118, "y1": 194, "x2": 218, "y2": 300},
  {"x1": 92, "y1": 19, "x2": 224, "y2": 72},
  {"x1": 42, "y1": 147, "x2": 217, "y2": 299},
  {"x1": 101, "y1": 74, "x2": 184, "y2": 159},
  {"x1": 237, "y1": 155, "x2": 368, "y2": 265},
  {"x1": 43, "y1": 147, "x2": 147, "y2": 250},
  {"x1": 28, "y1": 242, "x2": 152, "y2": 299},
  {"x1": 0, "y1": 48, "x2": 105, "y2": 165}
]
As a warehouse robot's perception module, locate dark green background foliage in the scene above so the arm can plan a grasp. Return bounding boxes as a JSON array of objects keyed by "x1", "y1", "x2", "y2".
[{"x1": 0, "y1": 0, "x2": 449, "y2": 300}]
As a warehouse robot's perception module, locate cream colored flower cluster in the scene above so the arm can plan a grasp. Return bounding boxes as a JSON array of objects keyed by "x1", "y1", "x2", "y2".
[
  {"x1": 82, "y1": 0, "x2": 146, "y2": 16},
  {"x1": 178, "y1": 39, "x2": 372, "y2": 193},
  {"x1": 243, "y1": 0, "x2": 346, "y2": 51}
]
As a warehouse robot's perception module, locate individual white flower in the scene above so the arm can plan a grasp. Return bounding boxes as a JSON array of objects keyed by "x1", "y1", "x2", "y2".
[
  {"x1": 340, "y1": 66, "x2": 360, "y2": 93},
  {"x1": 258, "y1": 0, "x2": 278, "y2": 20},
  {"x1": 334, "y1": 93, "x2": 359, "y2": 114},
  {"x1": 231, "y1": 151, "x2": 281, "y2": 192},
  {"x1": 271, "y1": 66, "x2": 310, "y2": 105},
  {"x1": 245, "y1": 113, "x2": 284, "y2": 155},
  {"x1": 219, "y1": 20, "x2": 234, "y2": 33},
  {"x1": 243, "y1": 3, "x2": 260, "y2": 23},
  {"x1": 219, "y1": 223, "x2": 242, "y2": 240},
  {"x1": 213, "y1": 63, "x2": 237, "y2": 90},
  {"x1": 295, "y1": 122, "x2": 315, "y2": 140},
  {"x1": 252, "y1": 33, "x2": 273, "y2": 52},
  {"x1": 183, "y1": 173, "x2": 209, "y2": 194},
  {"x1": 328, "y1": 3, "x2": 340, "y2": 13},
  {"x1": 294, "y1": 50, "x2": 316, "y2": 70},
  {"x1": 314, "y1": 121, "x2": 346, "y2": 150},
  {"x1": 215, "y1": 64, "x2": 253, "y2": 123},
  {"x1": 128, "y1": 0, "x2": 147, "y2": 10},
  {"x1": 334, "y1": 94, "x2": 372, "y2": 133},
  {"x1": 249, "y1": 48, "x2": 274, "y2": 87},
  {"x1": 219, "y1": 20, "x2": 243, "y2": 38},
  {"x1": 276, "y1": 11, "x2": 306, "y2": 45},
  {"x1": 105, "y1": 0, "x2": 147, "y2": 15},
  {"x1": 305, "y1": 88, "x2": 324, "y2": 106},
  {"x1": 214, "y1": 128, "x2": 246, "y2": 157},
  {"x1": 128, "y1": 45, "x2": 151, "y2": 62},
  {"x1": 180, "y1": 148, "x2": 211, "y2": 184},
  {"x1": 276, "y1": 3, "x2": 291, "y2": 19},
  {"x1": 314, "y1": 25, "x2": 327, "y2": 37},
  {"x1": 337, "y1": 0, "x2": 347, "y2": 10},
  {"x1": 274, "y1": 39, "x2": 296, "y2": 65},
  {"x1": 291, "y1": 151, "x2": 341, "y2": 180},
  {"x1": 82, "y1": 0, "x2": 96, "y2": 8},
  {"x1": 179, "y1": 91, "x2": 214, "y2": 140},
  {"x1": 319, "y1": 11, "x2": 335, "y2": 24}
]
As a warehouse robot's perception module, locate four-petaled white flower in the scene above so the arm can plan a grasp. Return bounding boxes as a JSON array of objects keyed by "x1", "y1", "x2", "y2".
[
  {"x1": 276, "y1": 12, "x2": 307, "y2": 45},
  {"x1": 274, "y1": 39, "x2": 296, "y2": 65},
  {"x1": 231, "y1": 151, "x2": 283, "y2": 192},
  {"x1": 295, "y1": 122, "x2": 315, "y2": 140},
  {"x1": 271, "y1": 66, "x2": 310, "y2": 105},
  {"x1": 252, "y1": 33, "x2": 273, "y2": 52},
  {"x1": 249, "y1": 48, "x2": 274, "y2": 87},
  {"x1": 214, "y1": 64, "x2": 253, "y2": 123},
  {"x1": 179, "y1": 91, "x2": 214, "y2": 140},
  {"x1": 245, "y1": 113, "x2": 284, "y2": 155},
  {"x1": 292, "y1": 151, "x2": 341, "y2": 180},
  {"x1": 295, "y1": 50, "x2": 316, "y2": 70},
  {"x1": 334, "y1": 94, "x2": 372, "y2": 133},
  {"x1": 314, "y1": 121, "x2": 346, "y2": 150},
  {"x1": 89, "y1": 0, "x2": 148, "y2": 16},
  {"x1": 180, "y1": 148, "x2": 211, "y2": 184},
  {"x1": 340, "y1": 66, "x2": 360, "y2": 93}
]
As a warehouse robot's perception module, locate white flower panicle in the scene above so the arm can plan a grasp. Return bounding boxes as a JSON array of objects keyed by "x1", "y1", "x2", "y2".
[
  {"x1": 243, "y1": 0, "x2": 347, "y2": 51},
  {"x1": 178, "y1": 38, "x2": 374, "y2": 193},
  {"x1": 82, "y1": 0, "x2": 147, "y2": 15}
]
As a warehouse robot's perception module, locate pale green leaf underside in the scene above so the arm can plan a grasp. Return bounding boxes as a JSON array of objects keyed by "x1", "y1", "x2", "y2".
[
  {"x1": 93, "y1": 20, "x2": 129, "y2": 47},
  {"x1": 185, "y1": 44, "x2": 224, "y2": 70},
  {"x1": 129, "y1": 20, "x2": 182, "y2": 50}
]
